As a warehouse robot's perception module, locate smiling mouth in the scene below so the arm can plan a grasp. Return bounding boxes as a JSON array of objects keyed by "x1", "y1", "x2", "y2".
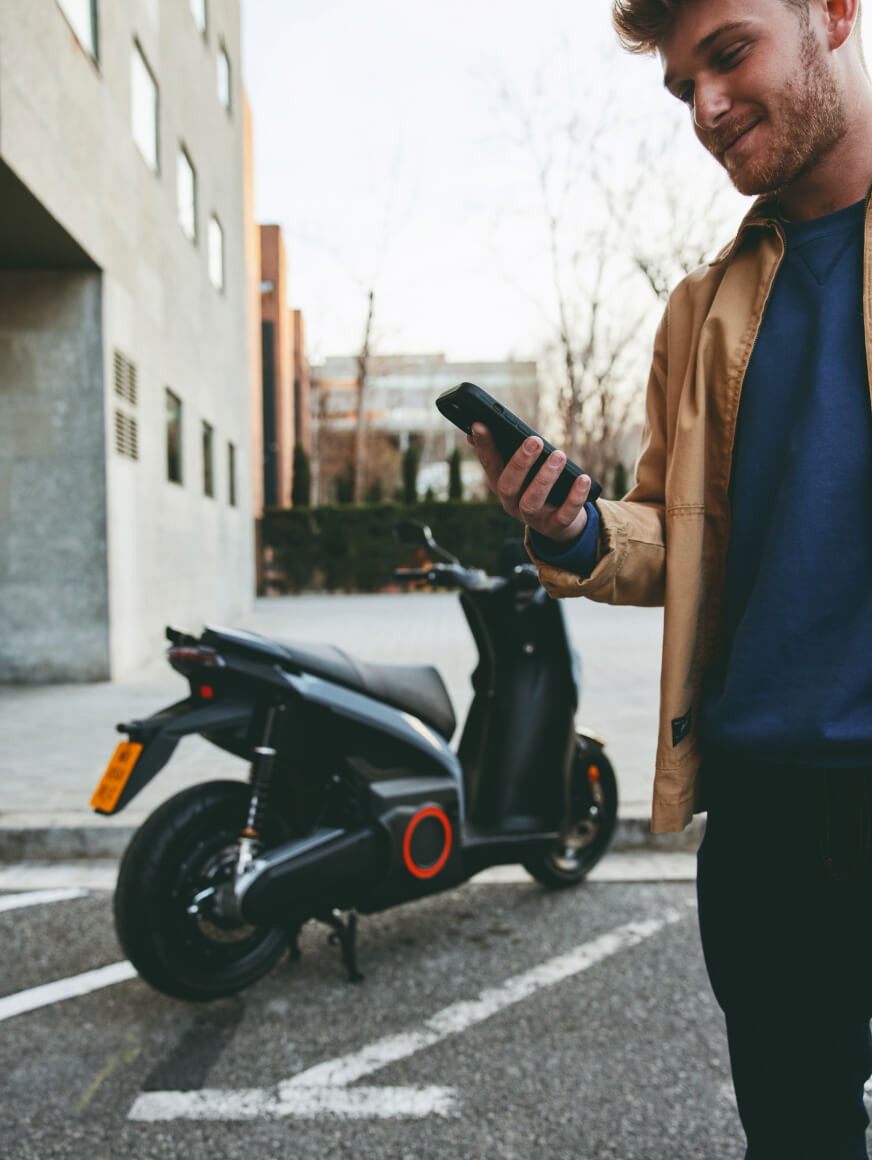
[{"x1": 719, "y1": 120, "x2": 761, "y2": 160}]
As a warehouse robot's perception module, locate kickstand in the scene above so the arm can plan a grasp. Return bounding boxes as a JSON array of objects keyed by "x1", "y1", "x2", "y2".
[{"x1": 322, "y1": 908, "x2": 364, "y2": 983}]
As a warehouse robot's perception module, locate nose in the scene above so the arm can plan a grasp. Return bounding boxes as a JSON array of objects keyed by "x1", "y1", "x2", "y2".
[{"x1": 692, "y1": 75, "x2": 731, "y2": 131}]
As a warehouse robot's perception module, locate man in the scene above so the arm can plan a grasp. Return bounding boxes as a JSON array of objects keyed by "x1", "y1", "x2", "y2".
[{"x1": 469, "y1": 1, "x2": 872, "y2": 1155}]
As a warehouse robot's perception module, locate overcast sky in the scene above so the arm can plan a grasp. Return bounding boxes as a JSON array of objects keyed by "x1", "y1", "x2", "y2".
[{"x1": 240, "y1": 2, "x2": 864, "y2": 368}]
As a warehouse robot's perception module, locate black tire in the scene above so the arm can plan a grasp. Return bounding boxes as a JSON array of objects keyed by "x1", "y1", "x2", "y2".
[
  {"x1": 114, "y1": 780, "x2": 290, "y2": 1001},
  {"x1": 523, "y1": 737, "x2": 618, "y2": 889}
]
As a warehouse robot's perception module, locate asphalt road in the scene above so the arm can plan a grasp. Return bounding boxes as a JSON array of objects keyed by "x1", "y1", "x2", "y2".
[{"x1": 0, "y1": 873, "x2": 750, "y2": 1160}]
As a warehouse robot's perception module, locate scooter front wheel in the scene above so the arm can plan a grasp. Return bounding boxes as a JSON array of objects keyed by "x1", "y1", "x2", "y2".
[
  {"x1": 523, "y1": 738, "x2": 618, "y2": 889},
  {"x1": 114, "y1": 780, "x2": 290, "y2": 1001}
]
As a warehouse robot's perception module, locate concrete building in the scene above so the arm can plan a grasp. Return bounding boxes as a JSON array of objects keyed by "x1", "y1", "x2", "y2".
[
  {"x1": 258, "y1": 225, "x2": 294, "y2": 509},
  {"x1": 0, "y1": 0, "x2": 256, "y2": 681},
  {"x1": 258, "y1": 230, "x2": 312, "y2": 514},
  {"x1": 311, "y1": 353, "x2": 540, "y2": 501},
  {"x1": 292, "y1": 309, "x2": 312, "y2": 460}
]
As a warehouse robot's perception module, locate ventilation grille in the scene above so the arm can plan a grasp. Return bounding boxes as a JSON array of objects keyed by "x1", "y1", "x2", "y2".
[
  {"x1": 113, "y1": 350, "x2": 138, "y2": 406},
  {"x1": 114, "y1": 409, "x2": 139, "y2": 460}
]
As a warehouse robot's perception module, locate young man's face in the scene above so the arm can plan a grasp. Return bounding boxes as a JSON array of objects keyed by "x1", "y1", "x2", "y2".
[{"x1": 660, "y1": 0, "x2": 848, "y2": 197}]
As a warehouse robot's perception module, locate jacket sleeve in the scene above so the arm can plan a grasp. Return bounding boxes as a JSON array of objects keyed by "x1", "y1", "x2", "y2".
[{"x1": 525, "y1": 306, "x2": 669, "y2": 607}]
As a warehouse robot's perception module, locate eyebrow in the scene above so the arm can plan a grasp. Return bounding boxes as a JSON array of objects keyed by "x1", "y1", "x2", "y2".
[{"x1": 663, "y1": 20, "x2": 755, "y2": 92}]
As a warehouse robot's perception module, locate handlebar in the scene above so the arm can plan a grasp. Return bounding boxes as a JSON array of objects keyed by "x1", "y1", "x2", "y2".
[{"x1": 393, "y1": 562, "x2": 540, "y2": 593}]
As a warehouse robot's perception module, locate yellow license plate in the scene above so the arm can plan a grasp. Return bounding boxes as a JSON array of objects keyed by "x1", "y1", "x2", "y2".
[{"x1": 90, "y1": 741, "x2": 143, "y2": 813}]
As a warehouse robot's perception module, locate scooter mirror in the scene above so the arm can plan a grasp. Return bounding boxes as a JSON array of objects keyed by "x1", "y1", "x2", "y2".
[
  {"x1": 395, "y1": 520, "x2": 432, "y2": 548},
  {"x1": 395, "y1": 520, "x2": 460, "y2": 566}
]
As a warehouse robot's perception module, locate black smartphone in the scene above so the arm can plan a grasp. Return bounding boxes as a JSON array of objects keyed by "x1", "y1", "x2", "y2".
[{"x1": 436, "y1": 381, "x2": 601, "y2": 507}]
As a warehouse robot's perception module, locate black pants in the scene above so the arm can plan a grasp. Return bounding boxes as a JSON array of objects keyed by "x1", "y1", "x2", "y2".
[{"x1": 697, "y1": 753, "x2": 872, "y2": 1160}]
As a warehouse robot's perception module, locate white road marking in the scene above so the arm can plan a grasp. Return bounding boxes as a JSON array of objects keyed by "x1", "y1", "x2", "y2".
[
  {"x1": 0, "y1": 888, "x2": 89, "y2": 913},
  {"x1": 129, "y1": 1086, "x2": 458, "y2": 1121},
  {"x1": 472, "y1": 852, "x2": 697, "y2": 884},
  {"x1": 0, "y1": 863, "x2": 118, "y2": 892},
  {"x1": 130, "y1": 904, "x2": 691, "y2": 1122},
  {"x1": 0, "y1": 960, "x2": 136, "y2": 1023}
]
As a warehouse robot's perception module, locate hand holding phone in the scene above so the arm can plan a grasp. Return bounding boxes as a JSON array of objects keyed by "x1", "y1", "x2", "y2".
[{"x1": 436, "y1": 382, "x2": 599, "y2": 543}]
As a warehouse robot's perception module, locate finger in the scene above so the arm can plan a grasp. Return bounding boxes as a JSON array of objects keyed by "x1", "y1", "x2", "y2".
[
  {"x1": 469, "y1": 423, "x2": 505, "y2": 490},
  {"x1": 547, "y1": 474, "x2": 592, "y2": 532},
  {"x1": 528, "y1": 470, "x2": 592, "y2": 541},
  {"x1": 495, "y1": 435, "x2": 544, "y2": 507},
  {"x1": 516, "y1": 448, "x2": 568, "y2": 517}
]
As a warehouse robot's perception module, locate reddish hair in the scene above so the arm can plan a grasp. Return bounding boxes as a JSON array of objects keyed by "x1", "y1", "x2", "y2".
[{"x1": 612, "y1": 0, "x2": 813, "y2": 55}]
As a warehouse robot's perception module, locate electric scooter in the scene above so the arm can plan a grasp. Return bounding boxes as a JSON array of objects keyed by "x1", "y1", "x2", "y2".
[{"x1": 91, "y1": 522, "x2": 618, "y2": 1000}]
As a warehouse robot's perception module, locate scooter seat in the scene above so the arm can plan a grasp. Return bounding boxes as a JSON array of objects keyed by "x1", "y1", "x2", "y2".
[{"x1": 203, "y1": 626, "x2": 457, "y2": 741}]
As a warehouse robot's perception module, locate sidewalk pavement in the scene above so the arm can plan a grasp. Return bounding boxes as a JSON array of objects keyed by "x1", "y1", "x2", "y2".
[{"x1": 0, "y1": 592, "x2": 703, "y2": 862}]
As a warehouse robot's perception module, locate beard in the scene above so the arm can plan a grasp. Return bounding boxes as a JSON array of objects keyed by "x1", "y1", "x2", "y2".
[{"x1": 710, "y1": 25, "x2": 849, "y2": 197}]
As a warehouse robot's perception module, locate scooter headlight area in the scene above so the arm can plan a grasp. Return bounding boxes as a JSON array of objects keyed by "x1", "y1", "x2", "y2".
[{"x1": 93, "y1": 526, "x2": 618, "y2": 1000}]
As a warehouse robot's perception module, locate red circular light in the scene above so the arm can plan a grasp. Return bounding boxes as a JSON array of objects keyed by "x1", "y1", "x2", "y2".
[{"x1": 402, "y1": 806, "x2": 452, "y2": 879}]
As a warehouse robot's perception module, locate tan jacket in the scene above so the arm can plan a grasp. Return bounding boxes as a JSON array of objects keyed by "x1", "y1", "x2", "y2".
[{"x1": 527, "y1": 194, "x2": 872, "y2": 832}]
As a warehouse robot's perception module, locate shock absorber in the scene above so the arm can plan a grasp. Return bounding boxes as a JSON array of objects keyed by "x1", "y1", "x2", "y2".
[{"x1": 237, "y1": 703, "x2": 283, "y2": 876}]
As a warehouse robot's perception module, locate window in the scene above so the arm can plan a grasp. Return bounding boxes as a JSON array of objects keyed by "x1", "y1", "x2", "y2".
[
  {"x1": 113, "y1": 350, "x2": 138, "y2": 461},
  {"x1": 114, "y1": 410, "x2": 139, "y2": 460},
  {"x1": 208, "y1": 215, "x2": 224, "y2": 290},
  {"x1": 131, "y1": 42, "x2": 159, "y2": 173},
  {"x1": 217, "y1": 46, "x2": 231, "y2": 111},
  {"x1": 166, "y1": 389, "x2": 183, "y2": 484},
  {"x1": 190, "y1": 0, "x2": 207, "y2": 37},
  {"x1": 228, "y1": 441, "x2": 237, "y2": 506},
  {"x1": 113, "y1": 350, "x2": 138, "y2": 405},
  {"x1": 202, "y1": 421, "x2": 214, "y2": 497},
  {"x1": 57, "y1": 0, "x2": 98, "y2": 59},
  {"x1": 177, "y1": 148, "x2": 197, "y2": 242}
]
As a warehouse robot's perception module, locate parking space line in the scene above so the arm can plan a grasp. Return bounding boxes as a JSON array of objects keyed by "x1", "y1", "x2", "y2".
[
  {"x1": 0, "y1": 888, "x2": 89, "y2": 913},
  {"x1": 0, "y1": 960, "x2": 136, "y2": 1023},
  {"x1": 130, "y1": 902, "x2": 694, "y2": 1122}
]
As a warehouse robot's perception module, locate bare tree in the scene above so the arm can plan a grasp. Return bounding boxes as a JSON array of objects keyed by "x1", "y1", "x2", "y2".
[
  {"x1": 352, "y1": 288, "x2": 375, "y2": 503},
  {"x1": 498, "y1": 73, "x2": 742, "y2": 494}
]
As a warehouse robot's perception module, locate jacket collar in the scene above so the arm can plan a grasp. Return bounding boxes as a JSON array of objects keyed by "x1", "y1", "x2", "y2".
[
  {"x1": 709, "y1": 195, "x2": 782, "y2": 266},
  {"x1": 710, "y1": 184, "x2": 872, "y2": 267}
]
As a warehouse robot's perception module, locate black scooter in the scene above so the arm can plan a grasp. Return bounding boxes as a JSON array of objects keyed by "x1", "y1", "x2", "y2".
[{"x1": 91, "y1": 523, "x2": 618, "y2": 1000}]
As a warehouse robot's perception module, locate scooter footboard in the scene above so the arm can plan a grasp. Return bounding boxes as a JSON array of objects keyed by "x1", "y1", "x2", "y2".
[{"x1": 90, "y1": 697, "x2": 254, "y2": 815}]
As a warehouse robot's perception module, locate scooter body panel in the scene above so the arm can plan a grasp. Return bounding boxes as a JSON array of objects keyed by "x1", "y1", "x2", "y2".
[
  {"x1": 279, "y1": 669, "x2": 465, "y2": 809},
  {"x1": 95, "y1": 697, "x2": 255, "y2": 814},
  {"x1": 458, "y1": 583, "x2": 580, "y2": 832}
]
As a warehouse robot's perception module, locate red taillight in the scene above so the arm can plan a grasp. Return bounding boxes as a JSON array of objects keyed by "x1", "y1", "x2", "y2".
[
  {"x1": 198, "y1": 685, "x2": 215, "y2": 700},
  {"x1": 168, "y1": 645, "x2": 226, "y2": 676}
]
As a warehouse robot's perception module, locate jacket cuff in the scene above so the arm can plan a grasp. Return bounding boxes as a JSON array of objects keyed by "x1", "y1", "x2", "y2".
[
  {"x1": 527, "y1": 503, "x2": 601, "y2": 577},
  {"x1": 525, "y1": 503, "x2": 623, "y2": 598}
]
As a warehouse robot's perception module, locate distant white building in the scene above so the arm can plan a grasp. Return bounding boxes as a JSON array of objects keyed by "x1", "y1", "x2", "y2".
[
  {"x1": 0, "y1": 0, "x2": 257, "y2": 681},
  {"x1": 312, "y1": 353, "x2": 540, "y2": 500}
]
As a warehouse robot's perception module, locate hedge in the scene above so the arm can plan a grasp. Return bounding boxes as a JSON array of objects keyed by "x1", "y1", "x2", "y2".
[{"x1": 260, "y1": 501, "x2": 527, "y2": 593}]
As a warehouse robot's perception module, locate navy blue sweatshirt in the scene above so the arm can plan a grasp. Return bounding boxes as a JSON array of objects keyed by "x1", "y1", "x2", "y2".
[
  {"x1": 536, "y1": 198, "x2": 872, "y2": 765},
  {"x1": 699, "y1": 199, "x2": 872, "y2": 763}
]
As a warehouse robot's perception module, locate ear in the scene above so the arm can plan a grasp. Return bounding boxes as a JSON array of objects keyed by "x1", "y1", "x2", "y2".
[{"x1": 822, "y1": 0, "x2": 861, "y2": 52}]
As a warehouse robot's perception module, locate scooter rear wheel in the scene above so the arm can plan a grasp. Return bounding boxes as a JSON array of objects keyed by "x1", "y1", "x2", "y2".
[
  {"x1": 523, "y1": 738, "x2": 618, "y2": 888},
  {"x1": 114, "y1": 780, "x2": 290, "y2": 1001}
]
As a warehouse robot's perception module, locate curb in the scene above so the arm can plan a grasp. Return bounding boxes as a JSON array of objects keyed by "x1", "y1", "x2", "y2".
[{"x1": 0, "y1": 815, "x2": 705, "y2": 863}]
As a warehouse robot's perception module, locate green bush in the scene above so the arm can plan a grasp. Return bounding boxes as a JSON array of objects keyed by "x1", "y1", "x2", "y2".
[{"x1": 261, "y1": 501, "x2": 523, "y2": 593}]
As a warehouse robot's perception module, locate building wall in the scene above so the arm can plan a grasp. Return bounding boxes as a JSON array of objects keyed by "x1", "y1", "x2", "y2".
[
  {"x1": 0, "y1": 273, "x2": 110, "y2": 680},
  {"x1": 292, "y1": 309, "x2": 311, "y2": 455},
  {"x1": 243, "y1": 91, "x2": 264, "y2": 521},
  {"x1": 259, "y1": 225, "x2": 293, "y2": 508},
  {"x1": 0, "y1": 0, "x2": 254, "y2": 680}
]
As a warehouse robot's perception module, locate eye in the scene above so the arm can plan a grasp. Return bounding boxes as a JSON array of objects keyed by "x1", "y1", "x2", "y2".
[
  {"x1": 677, "y1": 84, "x2": 694, "y2": 107},
  {"x1": 718, "y1": 44, "x2": 749, "y2": 70}
]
